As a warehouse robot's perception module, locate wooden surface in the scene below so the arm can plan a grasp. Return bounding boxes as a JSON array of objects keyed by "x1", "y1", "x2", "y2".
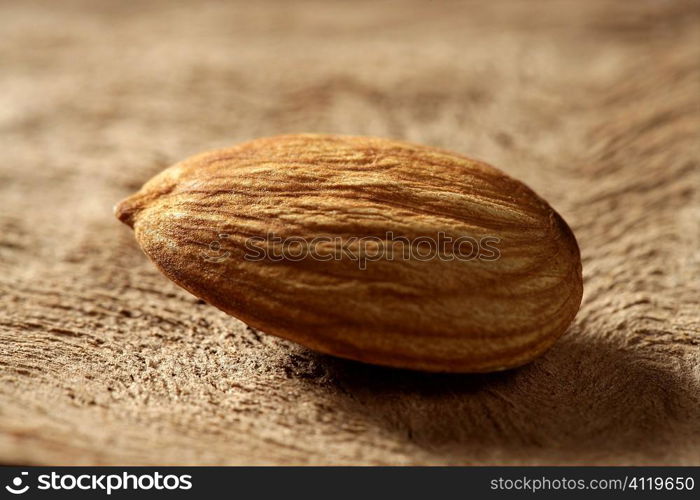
[{"x1": 1, "y1": 0, "x2": 698, "y2": 465}]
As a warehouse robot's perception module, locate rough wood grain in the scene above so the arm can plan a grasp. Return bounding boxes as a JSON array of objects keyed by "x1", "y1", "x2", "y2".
[{"x1": 0, "y1": 0, "x2": 698, "y2": 465}]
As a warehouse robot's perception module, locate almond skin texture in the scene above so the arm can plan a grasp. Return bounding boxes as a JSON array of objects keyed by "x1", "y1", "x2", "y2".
[{"x1": 115, "y1": 134, "x2": 583, "y2": 373}]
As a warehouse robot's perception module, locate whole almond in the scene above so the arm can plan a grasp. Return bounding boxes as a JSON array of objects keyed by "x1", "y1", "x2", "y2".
[{"x1": 115, "y1": 134, "x2": 583, "y2": 373}]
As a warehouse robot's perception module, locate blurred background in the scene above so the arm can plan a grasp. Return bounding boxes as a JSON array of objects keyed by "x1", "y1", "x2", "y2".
[{"x1": 1, "y1": 0, "x2": 698, "y2": 465}]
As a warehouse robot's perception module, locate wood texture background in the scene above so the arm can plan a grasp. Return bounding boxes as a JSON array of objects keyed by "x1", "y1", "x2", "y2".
[{"x1": 1, "y1": 0, "x2": 698, "y2": 465}]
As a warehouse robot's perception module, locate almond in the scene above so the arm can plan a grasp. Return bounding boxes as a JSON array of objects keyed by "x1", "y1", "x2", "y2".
[{"x1": 115, "y1": 134, "x2": 583, "y2": 373}]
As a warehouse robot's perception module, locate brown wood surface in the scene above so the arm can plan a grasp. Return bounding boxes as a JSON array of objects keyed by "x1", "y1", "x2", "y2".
[{"x1": 1, "y1": 0, "x2": 698, "y2": 465}]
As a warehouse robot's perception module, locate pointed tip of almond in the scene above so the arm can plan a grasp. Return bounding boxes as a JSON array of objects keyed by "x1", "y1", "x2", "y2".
[{"x1": 114, "y1": 196, "x2": 145, "y2": 228}]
